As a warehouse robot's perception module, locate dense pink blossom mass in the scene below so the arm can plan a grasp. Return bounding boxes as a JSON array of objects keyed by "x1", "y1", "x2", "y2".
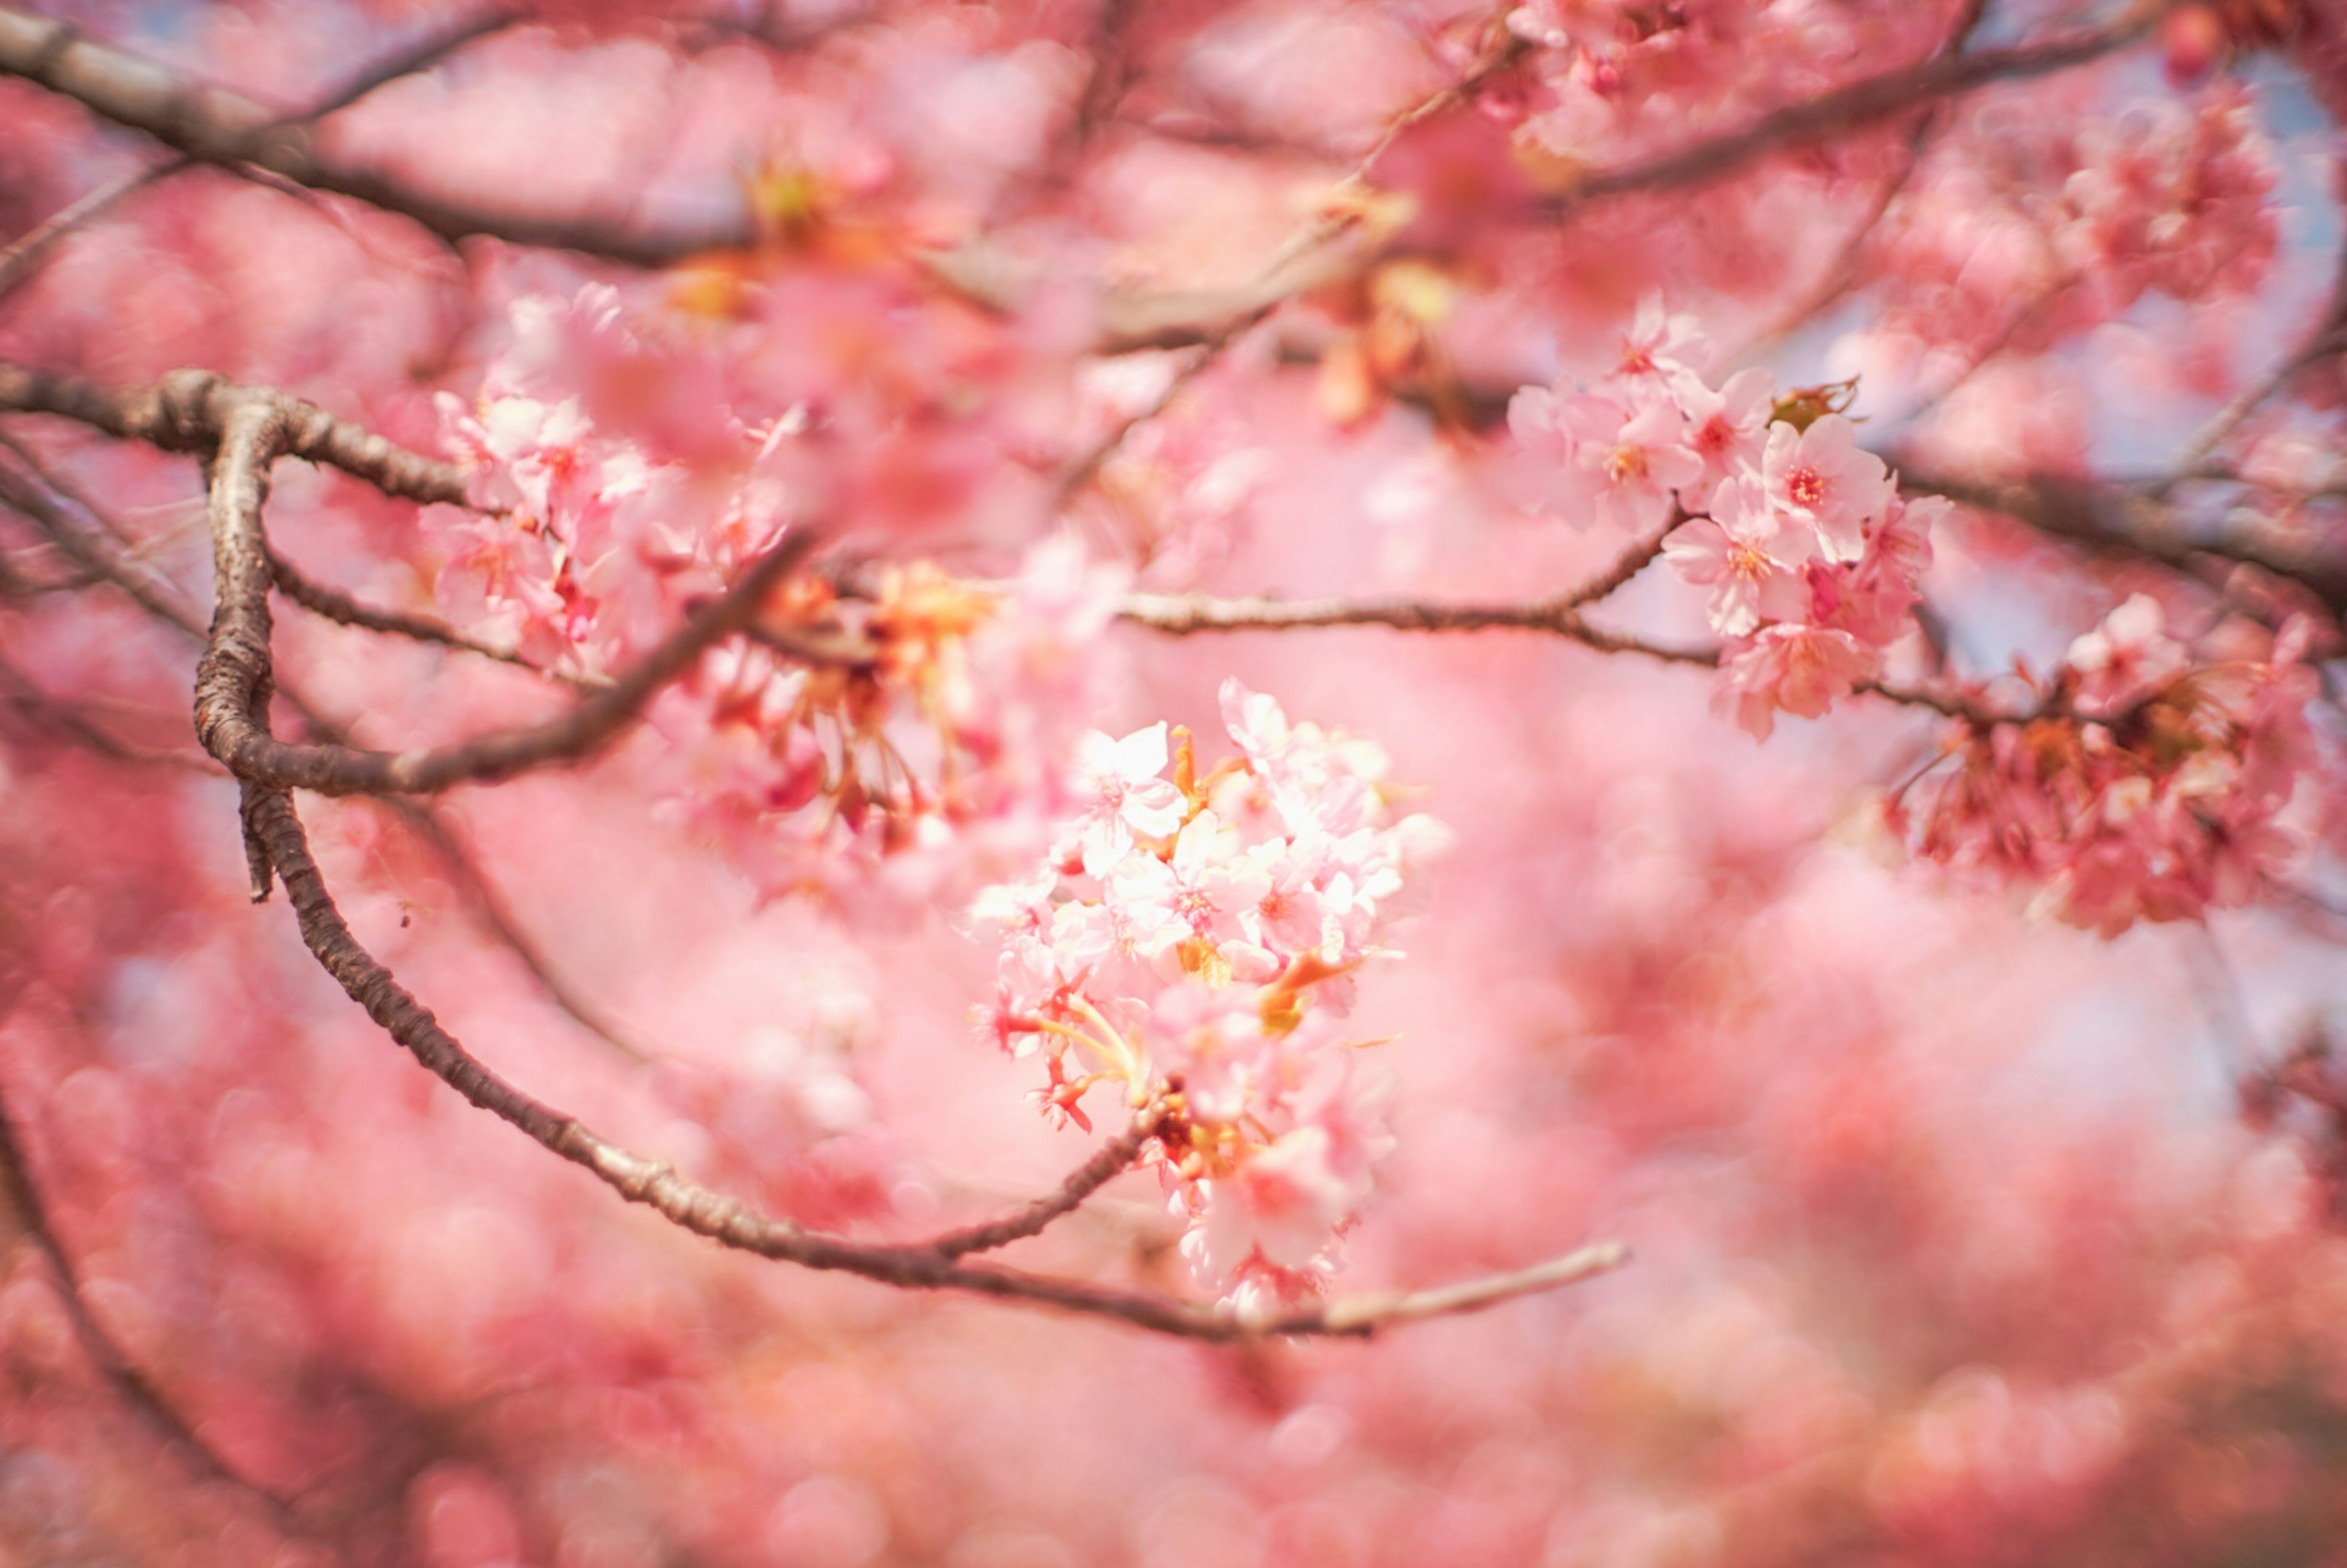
[{"x1": 13, "y1": 0, "x2": 2347, "y2": 1563}]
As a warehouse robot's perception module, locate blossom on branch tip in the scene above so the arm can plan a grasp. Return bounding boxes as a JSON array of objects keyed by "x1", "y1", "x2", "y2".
[
  {"x1": 969, "y1": 684, "x2": 1442, "y2": 1297},
  {"x1": 1888, "y1": 602, "x2": 2319, "y2": 935},
  {"x1": 1609, "y1": 296, "x2": 1713, "y2": 391}
]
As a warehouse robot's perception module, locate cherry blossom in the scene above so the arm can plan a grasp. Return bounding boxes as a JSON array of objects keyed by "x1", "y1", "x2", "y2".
[
  {"x1": 1507, "y1": 384, "x2": 1703, "y2": 531},
  {"x1": 1760, "y1": 414, "x2": 1893, "y2": 565},
  {"x1": 14, "y1": 6, "x2": 2347, "y2": 1563},
  {"x1": 971, "y1": 683, "x2": 1442, "y2": 1294},
  {"x1": 1068, "y1": 722, "x2": 1186, "y2": 877},
  {"x1": 1662, "y1": 473, "x2": 1817, "y2": 637}
]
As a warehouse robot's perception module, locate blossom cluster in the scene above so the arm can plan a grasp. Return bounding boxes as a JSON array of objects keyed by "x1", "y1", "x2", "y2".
[
  {"x1": 430, "y1": 290, "x2": 1131, "y2": 895},
  {"x1": 1500, "y1": 0, "x2": 1952, "y2": 174},
  {"x1": 1887, "y1": 596, "x2": 2317, "y2": 936},
  {"x1": 2054, "y1": 84, "x2": 2276, "y2": 314},
  {"x1": 1862, "y1": 82, "x2": 2275, "y2": 378},
  {"x1": 429, "y1": 286, "x2": 768, "y2": 679},
  {"x1": 970, "y1": 683, "x2": 1449, "y2": 1305},
  {"x1": 1510, "y1": 303, "x2": 1945, "y2": 738}
]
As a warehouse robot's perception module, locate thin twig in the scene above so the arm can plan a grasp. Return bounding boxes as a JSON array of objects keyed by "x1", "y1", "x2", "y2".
[
  {"x1": 1731, "y1": 117, "x2": 1934, "y2": 362},
  {"x1": 1119, "y1": 585, "x2": 1720, "y2": 664},
  {"x1": 0, "y1": 433, "x2": 663, "y2": 1068},
  {"x1": 1121, "y1": 580, "x2": 2013, "y2": 722},
  {"x1": 267, "y1": 544, "x2": 592, "y2": 689},
  {"x1": 927, "y1": 1105, "x2": 1167, "y2": 1260},
  {"x1": 0, "y1": 653, "x2": 213, "y2": 771},
  {"x1": 0, "y1": 9, "x2": 517, "y2": 308},
  {"x1": 2170, "y1": 229, "x2": 2347, "y2": 479},
  {"x1": 1561, "y1": 518, "x2": 1680, "y2": 609},
  {"x1": 1357, "y1": 16, "x2": 1530, "y2": 176},
  {"x1": 375, "y1": 799, "x2": 660, "y2": 1066},
  {"x1": 0, "y1": 1083, "x2": 295, "y2": 1518},
  {"x1": 284, "y1": 7, "x2": 521, "y2": 125},
  {"x1": 0, "y1": 453, "x2": 205, "y2": 637},
  {"x1": 1540, "y1": 15, "x2": 2154, "y2": 216},
  {"x1": 1902, "y1": 466, "x2": 2347, "y2": 618},
  {"x1": 0, "y1": 160, "x2": 186, "y2": 302},
  {"x1": 1050, "y1": 326, "x2": 1258, "y2": 530}
]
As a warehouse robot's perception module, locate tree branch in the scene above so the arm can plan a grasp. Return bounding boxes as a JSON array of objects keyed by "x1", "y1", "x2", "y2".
[
  {"x1": 1540, "y1": 14, "x2": 2156, "y2": 216},
  {"x1": 290, "y1": 7, "x2": 522, "y2": 125},
  {"x1": 198, "y1": 403, "x2": 815, "y2": 796},
  {"x1": 246, "y1": 777, "x2": 1623, "y2": 1340},
  {"x1": 0, "y1": 5, "x2": 2153, "y2": 358},
  {"x1": 1118, "y1": 585, "x2": 1721, "y2": 666},
  {"x1": 0, "y1": 651, "x2": 210, "y2": 770},
  {"x1": 0, "y1": 450, "x2": 205, "y2": 636},
  {"x1": 266, "y1": 544, "x2": 590, "y2": 689},
  {"x1": 0, "y1": 362, "x2": 804, "y2": 796},
  {"x1": 0, "y1": 159, "x2": 185, "y2": 304},
  {"x1": 2171, "y1": 219, "x2": 2347, "y2": 477},
  {"x1": 371, "y1": 799, "x2": 661, "y2": 1066},
  {"x1": 1122, "y1": 573, "x2": 2016, "y2": 724},
  {"x1": 0, "y1": 1083, "x2": 293, "y2": 1518},
  {"x1": 1903, "y1": 467, "x2": 2347, "y2": 619},
  {"x1": 0, "y1": 361, "x2": 466, "y2": 502},
  {"x1": 0, "y1": 6, "x2": 743, "y2": 265},
  {"x1": 927, "y1": 1104, "x2": 1168, "y2": 1259},
  {"x1": 0, "y1": 427, "x2": 677, "y2": 1069}
]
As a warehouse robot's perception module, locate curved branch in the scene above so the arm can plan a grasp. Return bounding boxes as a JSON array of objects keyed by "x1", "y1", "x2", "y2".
[
  {"x1": 0, "y1": 160, "x2": 185, "y2": 304},
  {"x1": 0, "y1": 652, "x2": 211, "y2": 771},
  {"x1": 207, "y1": 445, "x2": 817, "y2": 794},
  {"x1": 0, "y1": 423, "x2": 696, "y2": 1075},
  {"x1": 0, "y1": 7, "x2": 741, "y2": 265},
  {"x1": 41, "y1": 362, "x2": 1623, "y2": 1337},
  {"x1": 1121, "y1": 582, "x2": 2015, "y2": 723},
  {"x1": 0, "y1": 450, "x2": 204, "y2": 636},
  {"x1": 0, "y1": 361, "x2": 466, "y2": 502},
  {"x1": 373, "y1": 799, "x2": 660, "y2": 1066},
  {"x1": 0, "y1": 364, "x2": 803, "y2": 796},
  {"x1": 248, "y1": 778, "x2": 1624, "y2": 1339}
]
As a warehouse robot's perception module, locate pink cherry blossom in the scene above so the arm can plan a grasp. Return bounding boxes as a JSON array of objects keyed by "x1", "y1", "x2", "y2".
[
  {"x1": 1676, "y1": 365, "x2": 1778, "y2": 489},
  {"x1": 1761, "y1": 414, "x2": 1893, "y2": 563},
  {"x1": 1508, "y1": 384, "x2": 1703, "y2": 531},
  {"x1": 1068, "y1": 723, "x2": 1186, "y2": 876},
  {"x1": 1194, "y1": 1125, "x2": 1364, "y2": 1277},
  {"x1": 1717, "y1": 625, "x2": 1881, "y2": 740},
  {"x1": 22, "y1": 12, "x2": 2347, "y2": 1564},
  {"x1": 1608, "y1": 295, "x2": 1713, "y2": 390},
  {"x1": 1664, "y1": 474, "x2": 1817, "y2": 636},
  {"x1": 2065, "y1": 593, "x2": 2191, "y2": 717}
]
